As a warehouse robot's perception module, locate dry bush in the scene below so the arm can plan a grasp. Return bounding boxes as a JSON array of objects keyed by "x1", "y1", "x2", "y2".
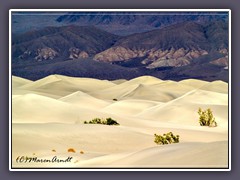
[
  {"x1": 198, "y1": 108, "x2": 217, "y2": 127},
  {"x1": 154, "y1": 132, "x2": 179, "y2": 145},
  {"x1": 80, "y1": 151, "x2": 84, "y2": 154},
  {"x1": 68, "y1": 148, "x2": 76, "y2": 153},
  {"x1": 84, "y1": 117, "x2": 119, "y2": 125}
]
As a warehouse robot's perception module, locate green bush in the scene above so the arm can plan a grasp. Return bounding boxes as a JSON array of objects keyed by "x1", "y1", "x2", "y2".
[
  {"x1": 84, "y1": 117, "x2": 119, "y2": 125},
  {"x1": 154, "y1": 132, "x2": 179, "y2": 145},
  {"x1": 105, "y1": 118, "x2": 119, "y2": 125},
  {"x1": 198, "y1": 108, "x2": 217, "y2": 127}
]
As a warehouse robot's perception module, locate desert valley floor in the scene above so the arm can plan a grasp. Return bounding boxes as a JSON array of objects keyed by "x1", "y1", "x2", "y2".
[{"x1": 11, "y1": 75, "x2": 228, "y2": 168}]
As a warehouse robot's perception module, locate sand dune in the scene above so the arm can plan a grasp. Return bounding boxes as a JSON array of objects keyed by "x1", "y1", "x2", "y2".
[
  {"x1": 102, "y1": 99, "x2": 161, "y2": 116},
  {"x1": 120, "y1": 84, "x2": 177, "y2": 102},
  {"x1": 179, "y1": 79, "x2": 209, "y2": 88},
  {"x1": 12, "y1": 76, "x2": 33, "y2": 88},
  {"x1": 108, "y1": 141, "x2": 228, "y2": 168},
  {"x1": 11, "y1": 75, "x2": 229, "y2": 169},
  {"x1": 19, "y1": 74, "x2": 115, "y2": 97},
  {"x1": 199, "y1": 81, "x2": 228, "y2": 94},
  {"x1": 90, "y1": 78, "x2": 200, "y2": 102},
  {"x1": 12, "y1": 93, "x2": 74, "y2": 123},
  {"x1": 89, "y1": 76, "x2": 163, "y2": 100},
  {"x1": 74, "y1": 141, "x2": 228, "y2": 168},
  {"x1": 175, "y1": 89, "x2": 228, "y2": 105},
  {"x1": 111, "y1": 79, "x2": 127, "y2": 84},
  {"x1": 59, "y1": 91, "x2": 111, "y2": 109},
  {"x1": 136, "y1": 89, "x2": 228, "y2": 128},
  {"x1": 122, "y1": 76, "x2": 164, "y2": 85}
]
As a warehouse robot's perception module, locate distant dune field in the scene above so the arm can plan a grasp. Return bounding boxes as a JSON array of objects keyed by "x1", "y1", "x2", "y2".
[{"x1": 11, "y1": 75, "x2": 229, "y2": 168}]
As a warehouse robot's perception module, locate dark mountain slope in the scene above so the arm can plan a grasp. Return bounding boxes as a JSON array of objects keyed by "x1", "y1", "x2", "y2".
[
  {"x1": 12, "y1": 21, "x2": 229, "y2": 82},
  {"x1": 12, "y1": 58, "x2": 143, "y2": 81},
  {"x1": 113, "y1": 22, "x2": 210, "y2": 50},
  {"x1": 12, "y1": 25, "x2": 119, "y2": 60},
  {"x1": 56, "y1": 12, "x2": 228, "y2": 35},
  {"x1": 94, "y1": 21, "x2": 228, "y2": 69}
]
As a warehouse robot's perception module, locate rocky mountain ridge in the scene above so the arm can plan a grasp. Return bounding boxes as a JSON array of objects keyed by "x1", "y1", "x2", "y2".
[
  {"x1": 12, "y1": 25, "x2": 119, "y2": 61},
  {"x1": 13, "y1": 21, "x2": 228, "y2": 67},
  {"x1": 56, "y1": 12, "x2": 228, "y2": 35},
  {"x1": 12, "y1": 20, "x2": 229, "y2": 82},
  {"x1": 93, "y1": 21, "x2": 228, "y2": 68}
]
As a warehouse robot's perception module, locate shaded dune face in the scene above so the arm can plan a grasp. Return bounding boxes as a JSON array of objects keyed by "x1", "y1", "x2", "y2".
[{"x1": 11, "y1": 75, "x2": 228, "y2": 168}]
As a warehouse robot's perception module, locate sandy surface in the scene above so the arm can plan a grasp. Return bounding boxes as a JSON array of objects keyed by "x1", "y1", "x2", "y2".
[{"x1": 11, "y1": 75, "x2": 229, "y2": 169}]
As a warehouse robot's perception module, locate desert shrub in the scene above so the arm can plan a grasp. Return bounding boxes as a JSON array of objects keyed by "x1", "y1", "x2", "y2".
[
  {"x1": 198, "y1": 108, "x2": 217, "y2": 127},
  {"x1": 154, "y1": 132, "x2": 179, "y2": 145},
  {"x1": 84, "y1": 117, "x2": 119, "y2": 125},
  {"x1": 80, "y1": 151, "x2": 84, "y2": 154},
  {"x1": 68, "y1": 148, "x2": 76, "y2": 153},
  {"x1": 87, "y1": 118, "x2": 102, "y2": 124},
  {"x1": 105, "y1": 117, "x2": 120, "y2": 125},
  {"x1": 113, "y1": 98, "x2": 118, "y2": 101}
]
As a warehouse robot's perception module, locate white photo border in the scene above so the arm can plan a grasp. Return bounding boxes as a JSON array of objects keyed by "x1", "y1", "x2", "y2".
[{"x1": 9, "y1": 9, "x2": 231, "y2": 171}]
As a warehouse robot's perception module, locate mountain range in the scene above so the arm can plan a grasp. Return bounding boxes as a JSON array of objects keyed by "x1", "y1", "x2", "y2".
[
  {"x1": 12, "y1": 17, "x2": 229, "y2": 82},
  {"x1": 55, "y1": 12, "x2": 228, "y2": 35},
  {"x1": 12, "y1": 12, "x2": 228, "y2": 35}
]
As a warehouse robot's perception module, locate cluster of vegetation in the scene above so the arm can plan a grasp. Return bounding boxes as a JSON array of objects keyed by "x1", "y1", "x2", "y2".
[
  {"x1": 113, "y1": 98, "x2": 118, "y2": 101},
  {"x1": 154, "y1": 132, "x2": 179, "y2": 145},
  {"x1": 84, "y1": 117, "x2": 120, "y2": 125},
  {"x1": 198, "y1": 108, "x2": 217, "y2": 127},
  {"x1": 82, "y1": 108, "x2": 217, "y2": 148}
]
